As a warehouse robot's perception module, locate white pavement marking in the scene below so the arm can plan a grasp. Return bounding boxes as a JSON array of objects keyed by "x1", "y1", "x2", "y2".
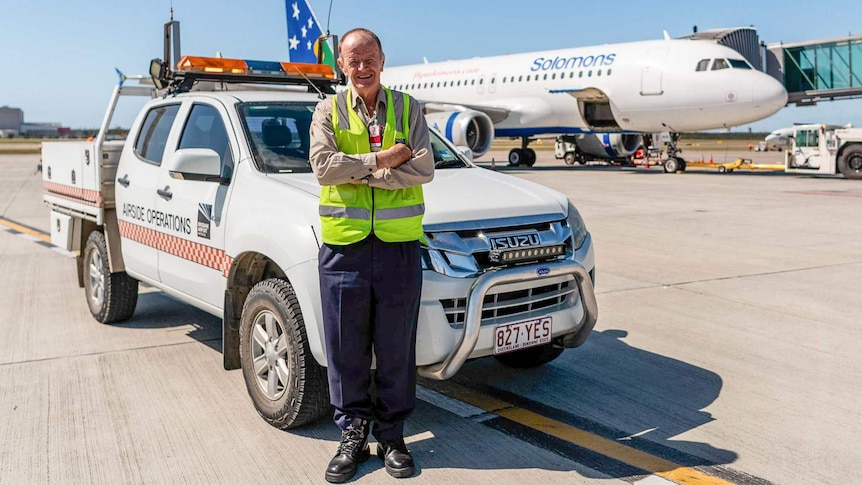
[
  {"x1": 416, "y1": 385, "x2": 488, "y2": 419},
  {"x1": 50, "y1": 246, "x2": 76, "y2": 258},
  {"x1": 15, "y1": 233, "x2": 40, "y2": 243},
  {"x1": 633, "y1": 475, "x2": 676, "y2": 484}
]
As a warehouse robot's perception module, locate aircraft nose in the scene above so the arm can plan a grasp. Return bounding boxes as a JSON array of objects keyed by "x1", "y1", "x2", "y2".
[{"x1": 752, "y1": 75, "x2": 788, "y2": 117}]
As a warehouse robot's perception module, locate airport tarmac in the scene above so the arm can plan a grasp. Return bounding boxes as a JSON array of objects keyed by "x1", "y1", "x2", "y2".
[{"x1": 2, "y1": 151, "x2": 862, "y2": 484}]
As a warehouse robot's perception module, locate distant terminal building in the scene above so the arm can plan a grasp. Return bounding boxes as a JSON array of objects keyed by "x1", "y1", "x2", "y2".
[
  {"x1": 0, "y1": 106, "x2": 24, "y2": 138},
  {"x1": 0, "y1": 106, "x2": 69, "y2": 137}
]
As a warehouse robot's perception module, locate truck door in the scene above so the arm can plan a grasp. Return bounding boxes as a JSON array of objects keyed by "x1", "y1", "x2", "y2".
[
  {"x1": 154, "y1": 101, "x2": 236, "y2": 309},
  {"x1": 793, "y1": 128, "x2": 822, "y2": 168},
  {"x1": 115, "y1": 102, "x2": 182, "y2": 283}
]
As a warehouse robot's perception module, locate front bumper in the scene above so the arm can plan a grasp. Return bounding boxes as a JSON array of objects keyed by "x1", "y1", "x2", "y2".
[{"x1": 416, "y1": 237, "x2": 598, "y2": 380}]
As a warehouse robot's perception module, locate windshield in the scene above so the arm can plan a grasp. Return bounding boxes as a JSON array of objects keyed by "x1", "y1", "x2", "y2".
[{"x1": 239, "y1": 101, "x2": 470, "y2": 173}]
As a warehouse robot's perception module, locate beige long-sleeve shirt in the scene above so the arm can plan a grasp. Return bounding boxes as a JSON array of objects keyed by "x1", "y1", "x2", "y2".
[{"x1": 309, "y1": 87, "x2": 434, "y2": 189}]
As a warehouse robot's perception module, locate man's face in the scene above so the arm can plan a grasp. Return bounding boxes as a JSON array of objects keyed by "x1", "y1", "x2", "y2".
[{"x1": 337, "y1": 34, "x2": 384, "y2": 94}]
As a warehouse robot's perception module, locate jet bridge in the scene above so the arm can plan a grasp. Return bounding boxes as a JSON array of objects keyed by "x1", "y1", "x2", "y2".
[{"x1": 766, "y1": 35, "x2": 862, "y2": 106}]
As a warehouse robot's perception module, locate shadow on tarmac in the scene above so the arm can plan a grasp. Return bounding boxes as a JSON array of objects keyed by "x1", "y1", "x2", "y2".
[
  {"x1": 118, "y1": 291, "x2": 223, "y2": 352},
  {"x1": 427, "y1": 328, "x2": 736, "y2": 478},
  {"x1": 121, "y1": 292, "x2": 734, "y2": 478}
]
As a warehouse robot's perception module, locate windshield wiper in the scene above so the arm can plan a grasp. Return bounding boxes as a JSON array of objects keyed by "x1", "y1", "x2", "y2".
[{"x1": 435, "y1": 159, "x2": 465, "y2": 169}]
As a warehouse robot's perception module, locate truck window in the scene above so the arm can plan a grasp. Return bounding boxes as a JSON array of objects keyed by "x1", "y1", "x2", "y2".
[
  {"x1": 239, "y1": 102, "x2": 315, "y2": 173},
  {"x1": 134, "y1": 104, "x2": 180, "y2": 165},
  {"x1": 179, "y1": 104, "x2": 234, "y2": 178}
]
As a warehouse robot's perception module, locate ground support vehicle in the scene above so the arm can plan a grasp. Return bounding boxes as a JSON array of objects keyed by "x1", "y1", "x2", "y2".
[
  {"x1": 42, "y1": 55, "x2": 598, "y2": 429},
  {"x1": 554, "y1": 135, "x2": 586, "y2": 165},
  {"x1": 678, "y1": 158, "x2": 786, "y2": 173},
  {"x1": 784, "y1": 124, "x2": 862, "y2": 179}
]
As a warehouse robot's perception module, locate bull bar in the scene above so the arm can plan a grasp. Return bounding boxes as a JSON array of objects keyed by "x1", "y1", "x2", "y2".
[{"x1": 417, "y1": 259, "x2": 598, "y2": 380}]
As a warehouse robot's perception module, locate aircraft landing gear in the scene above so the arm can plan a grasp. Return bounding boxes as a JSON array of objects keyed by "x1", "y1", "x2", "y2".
[
  {"x1": 662, "y1": 132, "x2": 686, "y2": 173},
  {"x1": 508, "y1": 137, "x2": 537, "y2": 167}
]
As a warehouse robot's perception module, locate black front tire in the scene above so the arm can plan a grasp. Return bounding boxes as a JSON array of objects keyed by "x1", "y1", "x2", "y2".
[
  {"x1": 563, "y1": 153, "x2": 576, "y2": 165},
  {"x1": 83, "y1": 230, "x2": 138, "y2": 324},
  {"x1": 663, "y1": 158, "x2": 679, "y2": 173},
  {"x1": 239, "y1": 278, "x2": 330, "y2": 429},
  {"x1": 838, "y1": 145, "x2": 862, "y2": 179},
  {"x1": 493, "y1": 344, "x2": 564, "y2": 368},
  {"x1": 508, "y1": 148, "x2": 523, "y2": 166},
  {"x1": 524, "y1": 148, "x2": 537, "y2": 167}
]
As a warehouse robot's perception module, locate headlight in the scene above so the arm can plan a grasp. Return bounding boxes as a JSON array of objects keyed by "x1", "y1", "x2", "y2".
[{"x1": 567, "y1": 201, "x2": 588, "y2": 250}]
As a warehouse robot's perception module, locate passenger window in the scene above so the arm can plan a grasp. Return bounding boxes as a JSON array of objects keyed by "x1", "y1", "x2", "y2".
[
  {"x1": 696, "y1": 59, "x2": 710, "y2": 71},
  {"x1": 134, "y1": 104, "x2": 180, "y2": 165},
  {"x1": 712, "y1": 59, "x2": 729, "y2": 70},
  {"x1": 179, "y1": 104, "x2": 234, "y2": 179}
]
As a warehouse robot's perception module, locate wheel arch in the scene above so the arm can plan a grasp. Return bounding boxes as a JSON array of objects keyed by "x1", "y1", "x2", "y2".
[
  {"x1": 836, "y1": 142, "x2": 862, "y2": 172},
  {"x1": 222, "y1": 251, "x2": 326, "y2": 372}
]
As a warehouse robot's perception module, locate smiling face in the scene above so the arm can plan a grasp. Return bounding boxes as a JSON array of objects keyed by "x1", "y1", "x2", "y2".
[{"x1": 337, "y1": 32, "x2": 385, "y2": 101}]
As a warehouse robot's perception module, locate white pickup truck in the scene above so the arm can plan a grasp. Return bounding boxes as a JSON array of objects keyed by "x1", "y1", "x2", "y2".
[{"x1": 42, "y1": 56, "x2": 597, "y2": 429}]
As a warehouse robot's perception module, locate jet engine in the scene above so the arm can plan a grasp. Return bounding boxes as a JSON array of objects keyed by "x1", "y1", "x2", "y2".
[
  {"x1": 575, "y1": 133, "x2": 642, "y2": 159},
  {"x1": 425, "y1": 110, "x2": 494, "y2": 157}
]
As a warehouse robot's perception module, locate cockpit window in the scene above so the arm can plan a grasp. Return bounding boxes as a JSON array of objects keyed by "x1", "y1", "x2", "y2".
[
  {"x1": 696, "y1": 59, "x2": 710, "y2": 72},
  {"x1": 729, "y1": 59, "x2": 752, "y2": 69},
  {"x1": 712, "y1": 59, "x2": 730, "y2": 71}
]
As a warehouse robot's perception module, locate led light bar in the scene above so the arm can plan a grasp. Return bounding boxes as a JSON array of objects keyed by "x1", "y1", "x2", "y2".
[
  {"x1": 489, "y1": 244, "x2": 567, "y2": 264},
  {"x1": 176, "y1": 56, "x2": 336, "y2": 79}
]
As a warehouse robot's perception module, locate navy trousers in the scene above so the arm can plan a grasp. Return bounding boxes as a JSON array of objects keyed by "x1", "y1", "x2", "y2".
[{"x1": 318, "y1": 234, "x2": 422, "y2": 441}]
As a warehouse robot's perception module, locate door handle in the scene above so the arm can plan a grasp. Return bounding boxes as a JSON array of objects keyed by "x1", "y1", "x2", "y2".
[
  {"x1": 117, "y1": 174, "x2": 130, "y2": 187},
  {"x1": 157, "y1": 186, "x2": 173, "y2": 200}
]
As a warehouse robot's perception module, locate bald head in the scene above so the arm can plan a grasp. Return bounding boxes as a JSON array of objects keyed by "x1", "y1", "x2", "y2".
[{"x1": 340, "y1": 28, "x2": 383, "y2": 56}]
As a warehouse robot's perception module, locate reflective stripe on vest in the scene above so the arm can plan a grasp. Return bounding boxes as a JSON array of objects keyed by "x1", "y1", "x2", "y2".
[{"x1": 319, "y1": 87, "x2": 425, "y2": 245}]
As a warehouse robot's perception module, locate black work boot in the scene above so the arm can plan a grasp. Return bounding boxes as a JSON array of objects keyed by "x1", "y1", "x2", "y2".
[
  {"x1": 325, "y1": 419, "x2": 370, "y2": 483},
  {"x1": 376, "y1": 436, "x2": 415, "y2": 478}
]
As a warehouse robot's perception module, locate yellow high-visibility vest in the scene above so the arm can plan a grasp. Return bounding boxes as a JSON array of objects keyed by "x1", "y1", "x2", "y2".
[{"x1": 319, "y1": 87, "x2": 425, "y2": 245}]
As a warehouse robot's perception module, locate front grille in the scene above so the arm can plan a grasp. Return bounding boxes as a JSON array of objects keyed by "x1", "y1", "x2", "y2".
[
  {"x1": 423, "y1": 214, "x2": 573, "y2": 278},
  {"x1": 440, "y1": 278, "x2": 577, "y2": 328}
]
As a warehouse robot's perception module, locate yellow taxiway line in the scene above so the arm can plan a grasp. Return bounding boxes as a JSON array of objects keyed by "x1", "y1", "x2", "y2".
[
  {"x1": 0, "y1": 217, "x2": 51, "y2": 243},
  {"x1": 433, "y1": 381, "x2": 737, "y2": 485}
]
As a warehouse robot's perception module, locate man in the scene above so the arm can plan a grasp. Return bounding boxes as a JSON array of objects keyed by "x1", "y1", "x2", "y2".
[{"x1": 309, "y1": 28, "x2": 434, "y2": 483}]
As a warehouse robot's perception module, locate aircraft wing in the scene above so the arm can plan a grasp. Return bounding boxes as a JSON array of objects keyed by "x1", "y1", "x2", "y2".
[{"x1": 421, "y1": 101, "x2": 511, "y2": 124}]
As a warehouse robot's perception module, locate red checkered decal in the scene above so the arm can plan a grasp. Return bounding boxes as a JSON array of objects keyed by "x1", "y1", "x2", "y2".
[
  {"x1": 118, "y1": 220, "x2": 233, "y2": 277},
  {"x1": 43, "y1": 181, "x2": 103, "y2": 207}
]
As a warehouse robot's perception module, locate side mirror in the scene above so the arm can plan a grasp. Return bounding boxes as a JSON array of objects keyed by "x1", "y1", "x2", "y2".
[
  {"x1": 455, "y1": 145, "x2": 474, "y2": 162},
  {"x1": 166, "y1": 148, "x2": 227, "y2": 183}
]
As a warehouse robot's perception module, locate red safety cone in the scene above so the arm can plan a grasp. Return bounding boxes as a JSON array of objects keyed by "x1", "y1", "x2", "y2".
[
  {"x1": 700, "y1": 154, "x2": 705, "y2": 163},
  {"x1": 709, "y1": 155, "x2": 714, "y2": 164}
]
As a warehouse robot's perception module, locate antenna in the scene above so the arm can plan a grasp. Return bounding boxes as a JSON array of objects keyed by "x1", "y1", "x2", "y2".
[
  {"x1": 290, "y1": 66, "x2": 327, "y2": 99},
  {"x1": 326, "y1": 0, "x2": 334, "y2": 35},
  {"x1": 163, "y1": 7, "x2": 181, "y2": 69}
]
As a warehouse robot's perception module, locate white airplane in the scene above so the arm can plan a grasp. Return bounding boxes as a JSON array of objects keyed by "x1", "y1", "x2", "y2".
[
  {"x1": 286, "y1": 2, "x2": 788, "y2": 166},
  {"x1": 764, "y1": 127, "x2": 796, "y2": 148}
]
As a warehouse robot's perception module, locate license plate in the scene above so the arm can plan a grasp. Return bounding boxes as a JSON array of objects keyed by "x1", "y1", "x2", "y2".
[{"x1": 493, "y1": 317, "x2": 552, "y2": 355}]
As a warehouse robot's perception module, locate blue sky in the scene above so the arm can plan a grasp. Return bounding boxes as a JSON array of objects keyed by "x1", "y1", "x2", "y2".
[{"x1": 2, "y1": 0, "x2": 861, "y2": 131}]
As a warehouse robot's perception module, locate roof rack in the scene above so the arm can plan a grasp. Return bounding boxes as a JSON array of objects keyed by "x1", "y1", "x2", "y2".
[{"x1": 149, "y1": 55, "x2": 341, "y2": 96}]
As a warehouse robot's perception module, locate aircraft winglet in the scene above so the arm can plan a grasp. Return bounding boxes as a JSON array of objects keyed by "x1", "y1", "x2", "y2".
[{"x1": 663, "y1": 30, "x2": 671, "y2": 40}]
